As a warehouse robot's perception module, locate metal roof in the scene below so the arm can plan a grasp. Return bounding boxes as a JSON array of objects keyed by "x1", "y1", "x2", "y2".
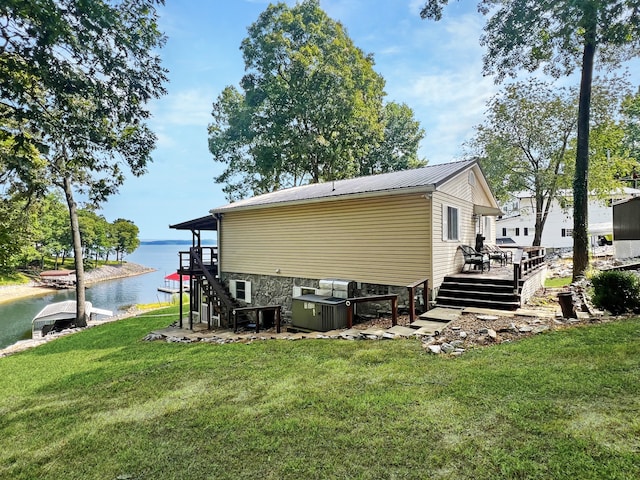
[
  {"x1": 32, "y1": 300, "x2": 92, "y2": 322},
  {"x1": 211, "y1": 159, "x2": 478, "y2": 213},
  {"x1": 169, "y1": 215, "x2": 218, "y2": 231}
]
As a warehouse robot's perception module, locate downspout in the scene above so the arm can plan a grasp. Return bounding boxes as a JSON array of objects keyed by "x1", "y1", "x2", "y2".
[{"x1": 214, "y1": 213, "x2": 223, "y2": 279}]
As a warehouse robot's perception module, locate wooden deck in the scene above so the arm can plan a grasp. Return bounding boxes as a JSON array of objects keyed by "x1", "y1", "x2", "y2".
[
  {"x1": 446, "y1": 264, "x2": 515, "y2": 282},
  {"x1": 437, "y1": 247, "x2": 547, "y2": 310}
]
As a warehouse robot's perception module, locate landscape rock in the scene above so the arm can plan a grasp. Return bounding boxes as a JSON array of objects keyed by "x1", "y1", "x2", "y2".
[
  {"x1": 427, "y1": 344, "x2": 441, "y2": 354},
  {"x1": 440, "y1": 342, "x2": 455, "y2": 354}
]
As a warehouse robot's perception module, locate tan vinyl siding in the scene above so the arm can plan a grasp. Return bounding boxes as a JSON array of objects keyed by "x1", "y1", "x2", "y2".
[
  {"x1": 439, "y1": 165, "x2": 496, "y2": 208},
  {"x1": 221, "y1": 194, "x2": 431, "y2": 286},
  {"x1": 431, "y1": 191, "x2": 476, "y2": 288}
]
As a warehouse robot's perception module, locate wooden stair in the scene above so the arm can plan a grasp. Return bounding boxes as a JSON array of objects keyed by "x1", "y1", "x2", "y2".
[
  {"x1": 435, "y1": 275, "x2": 520, "y2": 311},
  {"x1": 182, "y1": 248, "x2": 244, "y2": 327}
]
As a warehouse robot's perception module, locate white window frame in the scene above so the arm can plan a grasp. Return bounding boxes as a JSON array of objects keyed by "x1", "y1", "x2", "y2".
[
  {"x1": 293, "y1": 286, "x2": 316, "y2": 297},
  {"x1": 229, "y1": 279, "x2": 252, "y2": 303},
  {"x1": 442, "y1": 204, "x2": 460, "y2": 241}
]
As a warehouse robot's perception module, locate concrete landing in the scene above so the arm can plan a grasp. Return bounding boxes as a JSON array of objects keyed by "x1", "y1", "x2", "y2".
[
  {"x1": 419, "y1": 307, "x2": 463, "y2": 322},
  {"x1": 410, "y1": 319, "x2": 450, "y2": 335}
]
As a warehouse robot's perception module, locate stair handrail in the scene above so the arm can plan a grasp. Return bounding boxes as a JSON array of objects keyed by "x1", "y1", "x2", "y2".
[
  {"x1": 190, "y1": 247, "x2": 236, "y2": 314},
  {"x1": 513, "y1": 246, "x2": 546, "y2": 291}
]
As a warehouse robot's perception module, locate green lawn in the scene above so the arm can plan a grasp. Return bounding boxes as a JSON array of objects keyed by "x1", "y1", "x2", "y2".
[
  {"x1": 0, "y1": 271, "x2": 30, "y2": 286},
  {"x1": 544, "y1": 276, "x2": 572, "y2": 288},
  {"x1": 1, "y1": 308, "x2": 639, "y2": 480}
]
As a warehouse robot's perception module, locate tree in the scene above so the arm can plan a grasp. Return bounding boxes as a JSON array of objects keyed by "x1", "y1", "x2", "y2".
[
  {"x1": 112, "y1": 218, "x2": 140, "y2": 263},
  {"x1": 361, "y1": 102, "x2": 427, "y2": 176},
  {"x1": 1, "y1": 0, "x2": 167, "y2": 324},
  {"x1": 471, "y1": 77, "x2": 636, "y2": 246},
  {"x1": 469, "y1": 79, "x2": 577, "y2": 246},
  {"x1": 622, "y1": 88, "x2": 640, "y2": 165},
  {"x1": 209, "y1": 0, "x2": 423, "y2": 201},
  {"x1": 421, "y1": 0, "x2": 640, "y2": 279}
]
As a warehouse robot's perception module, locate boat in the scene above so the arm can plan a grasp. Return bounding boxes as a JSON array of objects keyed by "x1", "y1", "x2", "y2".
[
  {"x1": 32, "y1": 300, "x2": 113, "y2": 339},
  {"x1": 158, "y1": 272, "x2": 190, "y2": 294}
]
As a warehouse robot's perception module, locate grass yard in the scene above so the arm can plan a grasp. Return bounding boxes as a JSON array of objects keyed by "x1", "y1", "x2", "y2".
[
  {"x1": 0, "y1": 308, "x2": 639, "y2": 480},
  {"x1": 544, "y1": 276, "x2": 572, "y2": 288}
]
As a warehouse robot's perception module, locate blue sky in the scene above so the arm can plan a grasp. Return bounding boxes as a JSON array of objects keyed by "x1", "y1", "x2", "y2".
[{"x1": 98, "y1": 0, "x2": 639, "y2": 240}]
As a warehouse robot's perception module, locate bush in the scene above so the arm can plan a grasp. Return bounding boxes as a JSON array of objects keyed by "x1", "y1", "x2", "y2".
[{"x1": 591, "y1": 270, "x2": 640, "y2": 315}]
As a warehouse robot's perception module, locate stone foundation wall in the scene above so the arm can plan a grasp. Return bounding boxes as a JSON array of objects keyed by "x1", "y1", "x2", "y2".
[{"x1": 221, "y1": 272, "x2": 423, "y2": 322}]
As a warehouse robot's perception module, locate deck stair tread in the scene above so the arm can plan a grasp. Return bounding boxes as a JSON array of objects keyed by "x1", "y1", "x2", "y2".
[
  {"x1": 440, "y1": 284, "x2": 515, "y2": 293},
  {"x1": 438, "y1": 289, "x2": 518, "y2": 299},
  {"x1": 437, "y1": 297, "x2": 520, "y2": 306}
]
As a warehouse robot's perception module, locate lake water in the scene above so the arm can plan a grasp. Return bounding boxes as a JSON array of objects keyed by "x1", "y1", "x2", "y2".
[{"x1": 0, "y1": 244, "x2": 210, "y2": 350}]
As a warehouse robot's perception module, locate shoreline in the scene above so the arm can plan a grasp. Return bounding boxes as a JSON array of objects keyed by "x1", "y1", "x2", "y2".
[
  {"x1": 0, "y1": 262, "x2": 160, "y2": 358},
  {"x1": 0, "y1": 262, "x2": 155, "y2": 306}
]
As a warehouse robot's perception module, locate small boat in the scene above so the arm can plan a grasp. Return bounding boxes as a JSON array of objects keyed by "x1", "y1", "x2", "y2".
[
  {"x1": 32, "y1": 300, "x2": 113, "y2": 339},
  {"x1": 158, "y1": 272, "x2": 190, "y2": 294}
]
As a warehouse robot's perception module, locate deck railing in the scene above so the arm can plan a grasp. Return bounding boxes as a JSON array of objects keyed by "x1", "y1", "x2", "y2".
[
  {"x1": 513, "y1": 246, "x2": 546, "y2": 291},
  {"x1": 407, "y1": 277, "x2": 429, "y2": 324},
  {"x1": 178, "y1": 246, "x2": 217, "y2": 272}
]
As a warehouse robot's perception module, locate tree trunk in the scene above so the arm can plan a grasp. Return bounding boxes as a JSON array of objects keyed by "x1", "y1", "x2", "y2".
[
  {"x1": 533, "y1": 191, "x2": 544, "y2": 246},
  {"x1": 62, "y1": 176, "x2": 87, "y2": 327},
  {"x1": 573, "y1": 34, "x2": 596, "y2": 280}
]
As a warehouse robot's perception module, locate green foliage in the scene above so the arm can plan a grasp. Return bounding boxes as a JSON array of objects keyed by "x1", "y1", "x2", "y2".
[
  {"x1": 112, "y1": 218, "x2": 140, "y2": 262},
  {"x1": 1, "y1": 310, "x2": 640, "y2": 479},
  {"x1": 470, "y1": 78, "x2": 576, "y2": 244},
  {"x1": 421, "y1": 0, "x2": 640, "y2": 279},
  {"x1": 591, "y1": 270, "x2": 640, "y2": 315},
  {"x1": 362, "y1": 102, "x2": 427, "y2": 175},
  {"x1": 622, "y1": 88, "x2": 640, "y2": 172},
  {"x1": 471, "y1": 77, "x2": 636, "y2": 246},
  {"x1": 1, "y1": 0, "x2": 167, "y2": 320},
  {"x1": 209, "y1": 0, "x2": 424, "y2": 201}
]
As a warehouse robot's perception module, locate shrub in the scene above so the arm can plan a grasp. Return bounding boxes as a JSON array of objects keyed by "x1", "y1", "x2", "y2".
[{"x1": 591, "y1": 270, "x2": 640, "y2": 315}]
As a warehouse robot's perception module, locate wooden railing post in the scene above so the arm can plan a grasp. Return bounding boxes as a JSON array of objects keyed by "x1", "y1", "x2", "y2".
[
  {"x1": 347, "y1": 301, "x2": 353, "y2": 328},
  {"x1": 423, "y1": 280, "x2": 429, "y2": 313},
  {"x1": 408, "y1": 287, "x2": 416, "y2": 324},
  {"x1": 392, "y1": 297, "x2": 398, "y2": 326}
]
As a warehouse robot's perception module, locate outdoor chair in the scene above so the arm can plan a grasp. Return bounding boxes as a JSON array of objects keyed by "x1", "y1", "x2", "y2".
[
  {"x1": 483, "y1": 244, "x2": 513, "y2": 266},
  {"x1": 459, "y1": 245, "x2": 490, "y2": 272}
]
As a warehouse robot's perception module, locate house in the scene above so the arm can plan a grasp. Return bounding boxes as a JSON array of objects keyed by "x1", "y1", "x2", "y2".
[
  {"x1": 496, "y1": 188, "x2": 640, "y2": 249},
  {"x1": 171, "y1": 159, "x2": 502, "y2": 327},
  {"x1": 613, "y1": 196, "x2": 640, "y2": 259}
]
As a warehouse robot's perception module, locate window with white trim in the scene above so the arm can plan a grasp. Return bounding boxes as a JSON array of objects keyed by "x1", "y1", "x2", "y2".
[
  {"x1": 442, "y1": 205, "x2": 459, "y2": 241},
  {"x1": 293, "y1": 286, "x2": 316, "y2": 297},
  {"x1": 229, "y1": 279, "x2": 252, "y2": 303}
]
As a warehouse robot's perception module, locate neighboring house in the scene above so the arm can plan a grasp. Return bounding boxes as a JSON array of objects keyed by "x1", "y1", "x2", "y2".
[
  {"x1": 613, "y1": 196, "x2": 640, "y2": 259},
  {"x1": 172, "y1": 158, "x2": 502, "y2": 325},
  {"x1": 496, "y1": 188, "x2": 640, "y2": 249}
]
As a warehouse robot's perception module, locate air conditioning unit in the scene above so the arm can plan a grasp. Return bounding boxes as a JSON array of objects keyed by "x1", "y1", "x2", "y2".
[
  {"x1": 316, "y1": 278, "x2": 355, "y2": 299},
  {"x1": 291, "y1": 294, "x2": 347, "y2": 332}
]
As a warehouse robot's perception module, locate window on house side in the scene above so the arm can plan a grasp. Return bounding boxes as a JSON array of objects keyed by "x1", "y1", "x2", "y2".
[
  {"x1": 447, "y1": 206, "x2": 459, "y2": 240},
  {"x1": 236, "y1": 281, "x2": 246, "y2": 301},
  {"x1": 524, "y1": 227, "x2": 528, "y2": 236},
  {"x1": 230, "y1": 279, "x2": 252, "y2": 303}
]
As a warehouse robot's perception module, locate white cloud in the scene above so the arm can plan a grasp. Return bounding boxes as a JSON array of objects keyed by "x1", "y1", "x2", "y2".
[
  {"x1": 150, "y1": 88, "x2": 215, "y2": 128},
  {"x1": 390, "y1": 64, "x2": 499, "y2": 163}
]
